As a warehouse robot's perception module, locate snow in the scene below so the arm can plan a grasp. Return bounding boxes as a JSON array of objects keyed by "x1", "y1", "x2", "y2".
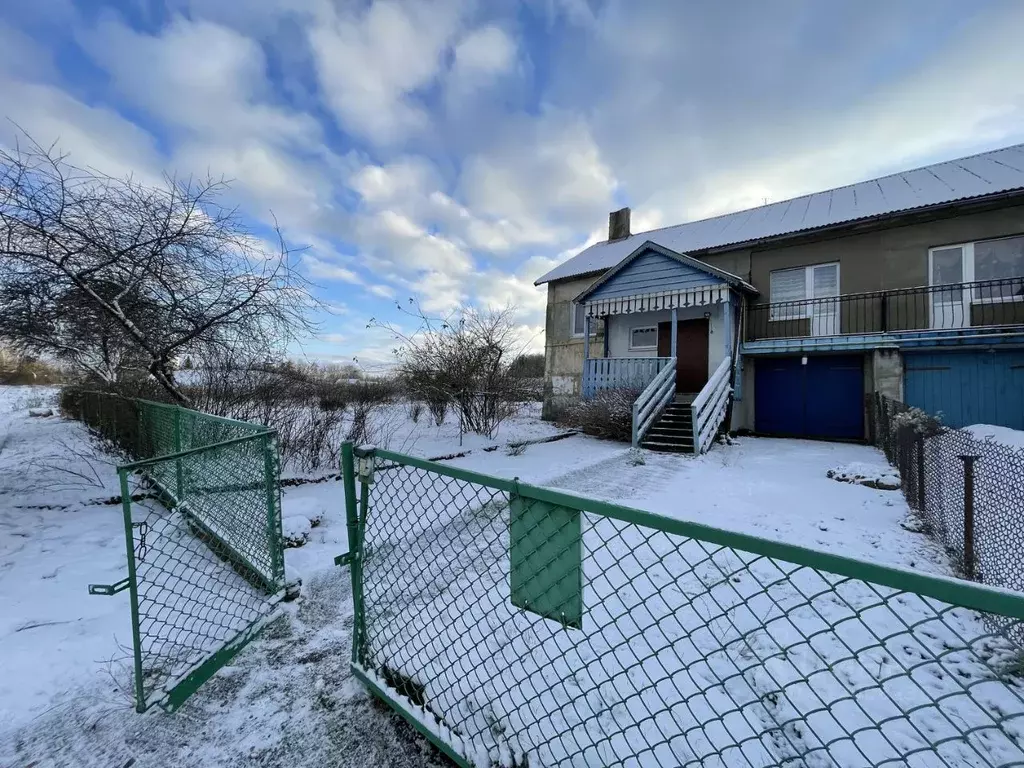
[
  {"x1": 2, "y1": 383, "x2": 1021, "y2": 768},
  {"x1": 826, "y1": 461, "x2": 902, "y2": 490},
  {"x1": 966, "y1": 423, "x2": 1024, "y2": 451},
  {"x1": 361, "y1": 439, "x2": 1024, "y2": 766}
]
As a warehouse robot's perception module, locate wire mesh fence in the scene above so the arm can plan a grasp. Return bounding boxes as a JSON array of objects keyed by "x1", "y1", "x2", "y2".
[
  {"x1": 346, "y1": 445, "x2": 1024, "y2": 768},
  {"x1": 68, "y1": 390, "x2": 286, "y2": 712},
  {"x1": 869, "y1": 393, "x2": 1024, "y2": 596}
]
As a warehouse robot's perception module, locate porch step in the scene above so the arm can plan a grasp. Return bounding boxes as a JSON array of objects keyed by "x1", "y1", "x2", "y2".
[{"x1": 641, "y1": 402, "x2": 695, "y2": 454}]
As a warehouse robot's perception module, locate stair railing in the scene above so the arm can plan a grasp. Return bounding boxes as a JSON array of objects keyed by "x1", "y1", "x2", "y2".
[
  {"x1": 631, "y1": 358, "x2": 677, "y2": 448},
  {"x1": 691, "y1": 357, "x2": 732, "y2": 454}
]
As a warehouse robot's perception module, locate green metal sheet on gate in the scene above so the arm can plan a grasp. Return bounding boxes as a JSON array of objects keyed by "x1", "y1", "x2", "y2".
[{"x1": 510, "y1": 496, "x2": 582, "y2": 629}]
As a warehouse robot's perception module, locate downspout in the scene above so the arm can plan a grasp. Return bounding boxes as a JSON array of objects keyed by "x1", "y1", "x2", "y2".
[{"x1": 724, "y1": 291, "x2": 744, "y2": 432}]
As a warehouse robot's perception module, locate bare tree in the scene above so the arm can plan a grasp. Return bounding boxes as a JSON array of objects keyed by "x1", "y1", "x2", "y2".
[
  {"x1": 371, "y1": 301, "x2": 534, "y2": 438},
  {"x1": 0, "y1": 135, "x2": 318, "y2": 403}
]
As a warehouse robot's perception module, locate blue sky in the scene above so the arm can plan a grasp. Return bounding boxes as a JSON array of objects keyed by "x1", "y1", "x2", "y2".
[{"x1": 3, "y1": 0, "x2": 1024, "y2": 367}]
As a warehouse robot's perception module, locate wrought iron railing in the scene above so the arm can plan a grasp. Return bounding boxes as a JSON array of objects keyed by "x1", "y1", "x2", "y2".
[{"x1": 747, "y1": 277, "x2": 1024, "y2": 341}]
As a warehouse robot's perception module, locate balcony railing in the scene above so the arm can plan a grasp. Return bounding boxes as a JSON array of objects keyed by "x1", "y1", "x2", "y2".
[{"x1": 746, "y1": 277, "x2": 1024, "y2": 342}]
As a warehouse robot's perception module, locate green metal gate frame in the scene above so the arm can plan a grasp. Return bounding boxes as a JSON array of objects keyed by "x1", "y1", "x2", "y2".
[
  {"x1": 84, "y1": 393, "x2": 287, "y2": 713},
  {"x1": 342, "y1": 442, "x2": 1024, "y2": 768}
]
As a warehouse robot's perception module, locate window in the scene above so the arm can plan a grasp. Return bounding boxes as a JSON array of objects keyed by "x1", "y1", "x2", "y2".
[
  {"x1": 974, "y1": 235, "x2": 1024, "y2": 301},
  {"x1": 929, "y1": 236, "x2": 1024, "y2": 303},
  {"x1": 629, "y1": 326, "x2": 658, "y2": 350},
  {"x1": 769, "y1": 263, "x2": 840, "y2": 321},
  {"x1": 570, "y1": 301, "x2": 586, "y2": 337}
]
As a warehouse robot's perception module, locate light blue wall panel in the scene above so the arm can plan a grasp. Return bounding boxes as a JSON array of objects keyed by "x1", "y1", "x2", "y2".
[
  {"x1": 588, "y1": 249, "x2": 723, "y2": 301},
  {"x1": 904, "y1": 349, "x2": 1024, "y2": 430}
]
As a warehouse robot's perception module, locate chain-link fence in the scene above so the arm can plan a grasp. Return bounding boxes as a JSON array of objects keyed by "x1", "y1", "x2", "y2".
[
  {"x1": 869, "y1": 393, "x2": 1024, "y2": 595},
  {"x1": 68, "y1": 390, "x2": 286, "y2": 712},
  {"x1": 344, "y1": 445, "x2": 1024, "y2": 768}
]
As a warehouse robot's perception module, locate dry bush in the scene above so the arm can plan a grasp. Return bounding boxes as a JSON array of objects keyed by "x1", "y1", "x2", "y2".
[
  {"x1": 374, "y1": 304, "x2": 531, "y2": 439},
  {"x1": 557, "y1": 388, "x2": 641, "y2": 443},
  {"x1": 407, "y1": 400, "x2": 424, "y2": 423}
]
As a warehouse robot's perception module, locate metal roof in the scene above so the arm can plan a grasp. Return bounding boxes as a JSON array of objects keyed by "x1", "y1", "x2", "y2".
[{"x1": 535, "y1": 143, "x2": 1024, "y2": 285}]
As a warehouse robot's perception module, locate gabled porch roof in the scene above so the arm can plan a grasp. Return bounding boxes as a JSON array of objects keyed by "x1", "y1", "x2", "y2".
[
  {"x1": 574, "y1": 241, "x2": 757, "y2": 304},
  {"x1": 574, "y1": 241, "x2": 757, "y2": 318}
]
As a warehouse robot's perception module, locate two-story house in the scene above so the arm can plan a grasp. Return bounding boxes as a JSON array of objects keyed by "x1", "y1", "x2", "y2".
[{"x1": 536, "y1": 143, "x2": 1024, "y2": 452}]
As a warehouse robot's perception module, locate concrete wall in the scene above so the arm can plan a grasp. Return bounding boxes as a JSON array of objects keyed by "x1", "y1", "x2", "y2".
[
  {"x1": 736, "y1": 203, "x2": 1024, "y2": 296},
  {"x1": 542, "y1": 275, "x2": 605, "y2": 419},
  {"x1": 605, "y1": 304, "x2": 728, "y2": 378}
]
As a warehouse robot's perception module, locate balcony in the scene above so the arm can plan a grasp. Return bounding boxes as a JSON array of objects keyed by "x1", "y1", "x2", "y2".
[{"x1": 745, "y1": 277, "x2": 1024, "y2": 345}]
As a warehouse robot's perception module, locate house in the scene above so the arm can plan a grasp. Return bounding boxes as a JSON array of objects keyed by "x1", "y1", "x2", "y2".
[{"x1": 536, "y1": 143, "x2": 1024, "y2": 452}]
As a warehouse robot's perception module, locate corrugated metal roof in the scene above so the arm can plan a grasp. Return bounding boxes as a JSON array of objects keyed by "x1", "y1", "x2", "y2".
[{"x1": 535, "y1": 143, "x2": 1024, "y2": 285}]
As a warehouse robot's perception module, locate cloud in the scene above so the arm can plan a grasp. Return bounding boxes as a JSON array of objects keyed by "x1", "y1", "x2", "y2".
[
  {"x1": 446, "y1": 24, "x2": 517, "y2": 104},
  {"x1": 458, "y1": 111, "x2": 617, "y2": 235},
  {"x1": 304, "y1": 255, "x2": 362, "y2": 284},
  {"x1": 82, "y1": 15, "x2": 348, "y2": 231},
  {"x1": 538, "y1": 1, "x2": 1024, "y2": 231},
  {"x1": 308, "y1": 0, "x2": 467, "y2": 144}
]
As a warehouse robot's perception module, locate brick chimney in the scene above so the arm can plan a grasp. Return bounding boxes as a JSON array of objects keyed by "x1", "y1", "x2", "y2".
[{"x1": 608, "y1": 207, "x2": 631, "y2": 241}]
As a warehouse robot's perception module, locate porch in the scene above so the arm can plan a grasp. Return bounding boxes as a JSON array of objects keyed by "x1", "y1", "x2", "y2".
[{"x1": 574, "y1": 241, "x2": 755, "y2": 452}]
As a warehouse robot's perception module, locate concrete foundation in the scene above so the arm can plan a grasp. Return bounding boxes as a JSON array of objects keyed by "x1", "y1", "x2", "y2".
[{"x1": 870, "y1": 348, "x2": 904, "y2": 402}]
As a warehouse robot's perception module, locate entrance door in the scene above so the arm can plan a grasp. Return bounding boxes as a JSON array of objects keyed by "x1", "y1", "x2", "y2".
[{"x1": 657, "y1": 319, "x2": 710, "y2": 393}]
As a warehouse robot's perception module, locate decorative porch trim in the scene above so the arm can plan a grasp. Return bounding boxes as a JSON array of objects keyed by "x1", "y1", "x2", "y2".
[{"x1": 586, "y1": 284, "x2": 730, "y2": 318}]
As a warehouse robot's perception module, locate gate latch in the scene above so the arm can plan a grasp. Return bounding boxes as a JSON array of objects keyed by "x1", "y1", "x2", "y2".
[
  {"x1": 334, "y1": 551, "x2": 355, "y2": 567},
  {"x1": 88, "y1": 577, "x2": 130, "y2": 596},
  {"x1": 357, "y1": 455, "x2": 375, "y2": 485}
]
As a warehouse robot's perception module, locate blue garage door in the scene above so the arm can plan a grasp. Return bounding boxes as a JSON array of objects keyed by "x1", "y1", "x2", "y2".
[
  {"x1": 756, "y1": 355, "x2": 865, "y2": 440},
  {"x1": 904, "y1": 350, "x2": 1024, "y2": 430}
]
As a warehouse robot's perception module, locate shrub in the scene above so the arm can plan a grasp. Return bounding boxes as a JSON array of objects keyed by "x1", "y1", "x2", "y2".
[
  {"x1": 407, "y1": 400, "x2": 424, "y2": 423},
  {"x1": 557, "y1": 388, "x2": 641, "y2": 443}
]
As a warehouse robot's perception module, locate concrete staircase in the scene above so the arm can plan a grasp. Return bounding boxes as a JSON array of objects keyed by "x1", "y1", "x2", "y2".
[{"x1": 640, "y1": 401, "x2": 695, "y2": 453}]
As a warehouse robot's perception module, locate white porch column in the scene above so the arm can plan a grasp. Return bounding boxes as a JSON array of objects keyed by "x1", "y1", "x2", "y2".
[
  {"x1": 722, "y1": 292, "x2": 732, "y2": 358},
  {"x1": 670, "y1": 306, "x2": 678, "y2": 356},
  {"x1": 583, "y1": 313, "x2": 591, "y2": 359}
]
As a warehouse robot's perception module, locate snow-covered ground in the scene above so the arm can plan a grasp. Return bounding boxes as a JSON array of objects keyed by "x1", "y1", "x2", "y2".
[
  {"x1": 966, "y1": 423, "x2": 1024, "y2": 451},
  {"x1": 0, "y1": 383, "x2": 1014, "y2": 767}
]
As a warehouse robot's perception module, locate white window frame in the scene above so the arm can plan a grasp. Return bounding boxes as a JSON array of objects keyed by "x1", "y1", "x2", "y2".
[
  {"x1": 570, "y1": 301, "x2": 587, "y2": 337},
  {"x1": 628, "y1": 325, "x2": 658, "y2": 351},
  {"x1": 769, "y1": 262, "x2": 840, "y2": 321},
  {"x1": 929, "y1": 236, "x2": 1024, "y2": 305}
]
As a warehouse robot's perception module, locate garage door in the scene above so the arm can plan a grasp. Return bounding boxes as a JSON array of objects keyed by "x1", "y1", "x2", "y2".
[
  {"x1": 904, "y1": 349, "x2": 1024, "y2": 430},
  {"x1": 756, "y1": 355, "x2": 865, "y2": 440}
]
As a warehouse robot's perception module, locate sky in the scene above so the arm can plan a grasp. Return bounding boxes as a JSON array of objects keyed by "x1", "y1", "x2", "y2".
[{"x1": 2, "y1": 0, "x2": 1024, "y2": 367}]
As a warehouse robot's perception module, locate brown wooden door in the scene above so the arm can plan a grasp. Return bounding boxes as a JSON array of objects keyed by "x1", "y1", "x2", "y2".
[{"x1": 657, "y1": 319, "x2": 710, "y2": 393}]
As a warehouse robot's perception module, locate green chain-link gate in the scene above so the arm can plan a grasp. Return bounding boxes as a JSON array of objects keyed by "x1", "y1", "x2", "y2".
[
  {"x1": 76, "y1": 392, "x2": 287, "y2": 713},
  {"x1": 342, "y1": 443, "x2": 1024, "y2": 768}
]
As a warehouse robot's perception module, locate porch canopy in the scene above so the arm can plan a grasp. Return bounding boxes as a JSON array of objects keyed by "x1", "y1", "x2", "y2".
[{"x1": 575, "y1": 241, "x2": 757, "y2": 399}]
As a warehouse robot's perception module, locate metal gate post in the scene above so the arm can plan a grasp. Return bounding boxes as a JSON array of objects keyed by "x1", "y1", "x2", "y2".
[
  {"x1": 119, "y1": 467, "x2": 147, "y2": 712},
  {"x1": 960, "y1": 454, "x2": 980, "y2": 581},
  {"x1": 173, "y1": 406, "x2": 185, "y2": 502},
  {"x1": 342, "y1": 443, "x2": 366, "y2": 666}
]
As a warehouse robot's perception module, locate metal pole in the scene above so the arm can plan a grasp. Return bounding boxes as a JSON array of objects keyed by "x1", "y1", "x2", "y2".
[
  {"x1": 916, "y1": 434, "x2": 926, "y2": 512},
  {"x1": 342, "y1": 443, "x2": 365, "y2": 665},
  {"x1": 119, "y1": 468, "x2": 147, "y2": 712},
  {"x1": 959, "y1": 454, "x2": 980, "y2": 580}
]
